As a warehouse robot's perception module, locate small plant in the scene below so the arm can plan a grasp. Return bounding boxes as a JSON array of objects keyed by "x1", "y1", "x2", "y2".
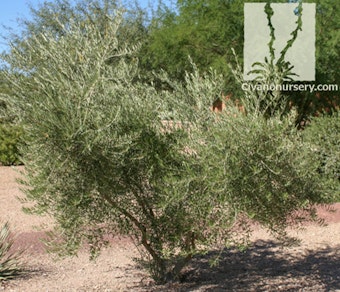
[{"x1": 0, "y1": 222, "x2": 23, "y2": 280}]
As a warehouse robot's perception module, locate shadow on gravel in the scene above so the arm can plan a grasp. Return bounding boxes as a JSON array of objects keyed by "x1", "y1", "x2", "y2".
[
  {"x1": 143, "y1": 240, "x2": 340, "y2": 292},
  {"x1": 0, "y1": 266, "x2": 52, "y2": 291},
  {"x1": 12, "y1": 231, "x2": 49, "y2": 254}
]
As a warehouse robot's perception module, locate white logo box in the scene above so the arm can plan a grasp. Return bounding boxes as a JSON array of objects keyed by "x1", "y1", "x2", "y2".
[{"x1": 244, "y1": 3, "x2": 316, "y2": 81}]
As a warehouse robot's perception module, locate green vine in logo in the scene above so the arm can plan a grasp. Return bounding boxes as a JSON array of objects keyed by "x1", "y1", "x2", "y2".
[
  {"x1": 230, "y1": 1, "x2": 304, "y2": 118},
  {"x1": 249, "y1": 1, "x2": 303, "y2": 83},
  {"x1": 246, "y1": 1, "x2": 303, "y2": 117}
]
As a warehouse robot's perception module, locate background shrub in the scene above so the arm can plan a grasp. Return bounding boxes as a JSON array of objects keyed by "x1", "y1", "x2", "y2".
[
  {"x1": 0, "y1": 123, "x2": 23, "y2": 166},
  {"x1": 302, "y1": 112, "x2": 340, "y2": 202}
]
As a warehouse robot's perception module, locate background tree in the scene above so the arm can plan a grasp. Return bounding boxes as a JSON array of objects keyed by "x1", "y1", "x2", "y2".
[
  {"x1": 289, "y1": 0, "x2": 340, "y2": 121},
  {"x1": 140, "y1": 0, "x2": 244, "y2": 93},
  {"x1": 142, "y1": 0, "x2": 339, "y2": 117}
]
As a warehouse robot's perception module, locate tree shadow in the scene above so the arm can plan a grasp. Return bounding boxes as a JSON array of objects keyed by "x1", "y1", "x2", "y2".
[
  {"x1": 181, "y1": 240, "x2": 340, "y2": 291},
  {"x1": 0, "y1": 265, "x2": 52, "y2": 290},
  {"x1": 147, "y1": 240, "x2": 340, "y2": 291}
]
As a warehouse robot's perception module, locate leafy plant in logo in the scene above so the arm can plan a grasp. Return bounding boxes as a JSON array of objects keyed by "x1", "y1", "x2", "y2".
[{"x1": 232, "y1": 1, "x2": 303, "y2": 118}]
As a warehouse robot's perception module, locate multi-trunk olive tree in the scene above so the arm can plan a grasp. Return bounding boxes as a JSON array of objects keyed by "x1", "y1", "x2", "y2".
[
  {"x1": 1, "y1": 3, "x2": 230, "y2": 282},
  {"x1": 1, "y1": 0, "x2": 333, "y2": 284}
]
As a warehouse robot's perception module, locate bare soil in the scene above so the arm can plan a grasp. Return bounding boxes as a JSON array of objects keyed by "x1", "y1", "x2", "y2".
[{"x1": 0, "y1": 166, "x2": 339, "y2": 291}]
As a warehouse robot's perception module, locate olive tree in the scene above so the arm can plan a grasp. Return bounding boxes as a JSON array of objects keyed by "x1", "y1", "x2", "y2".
[
  {"x1": 1, "y1": 0, "x2": 333, "y2": 284},
  {"x1": 1, "y1": 4, "x2": 230, "y2": 282}
]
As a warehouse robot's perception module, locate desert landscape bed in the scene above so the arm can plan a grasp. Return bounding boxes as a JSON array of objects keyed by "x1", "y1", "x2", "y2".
[{"x1": 0, "y1": 166, "x2": 339, "y2": 292}]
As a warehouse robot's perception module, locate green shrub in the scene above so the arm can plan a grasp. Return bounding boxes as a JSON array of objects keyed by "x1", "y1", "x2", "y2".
[
  {"x1": 0, "y1": 222, "x2": 23, "y2": 280},
  {"x1": 195, "y1": 108, "x2": 330, "y2": 236},
  {"x1": 0, "y1": 123, "x2": 23, "y2": 166},
  {"x1": 302, "y1": 112, "x2": 340, "y2": 202}
]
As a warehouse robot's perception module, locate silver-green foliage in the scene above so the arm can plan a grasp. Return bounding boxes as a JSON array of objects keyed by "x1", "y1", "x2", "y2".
[
  {"x1": 197, "y1": 107, "x2": 329, "y2": 235},
  {"x1": 302, "y1": 112, "x2": 340, "y2": 202},
  {"x1": 1, "y1": 3, "x2": 333, "y2": 284},
  {"x1": 2, "y1": 6, "x2": 226, "y2": 283}
]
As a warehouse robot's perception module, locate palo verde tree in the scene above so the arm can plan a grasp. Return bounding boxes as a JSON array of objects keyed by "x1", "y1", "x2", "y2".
[
  {"x1": 141, "y1": 0, "x2": 245, "y2": 93},
  {"x1": 1, "y1": 0, "x2": 335, "y2": 284}
]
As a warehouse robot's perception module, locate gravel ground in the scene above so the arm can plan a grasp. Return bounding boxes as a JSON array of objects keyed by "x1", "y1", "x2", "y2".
[{"x1": 0, "y1": 166, "x2": 339, "y2": 291}]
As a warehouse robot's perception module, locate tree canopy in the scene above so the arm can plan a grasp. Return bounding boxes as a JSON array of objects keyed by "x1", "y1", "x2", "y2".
[{"x1": 0, "y1": 0, "x2": 338, "y2": 284}]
